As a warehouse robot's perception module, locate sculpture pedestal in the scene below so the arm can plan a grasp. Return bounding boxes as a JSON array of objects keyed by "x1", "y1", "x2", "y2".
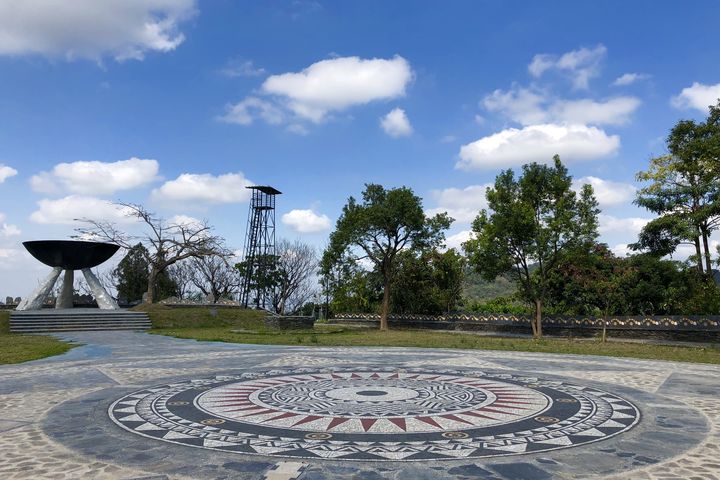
[
  {"x1": 17, "y1": 268, "x2": 119, "y2": 311},
  {"x1": 17, "y1": 240, "x2": 121, "y2": 311}
]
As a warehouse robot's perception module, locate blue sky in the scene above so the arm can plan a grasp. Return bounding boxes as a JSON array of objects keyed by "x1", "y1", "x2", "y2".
[{"x1": 0, "y1": 0, "x2": 719, "y2": 297}]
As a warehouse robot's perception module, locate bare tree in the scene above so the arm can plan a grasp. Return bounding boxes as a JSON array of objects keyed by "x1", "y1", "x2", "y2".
[
  {"x1": 76, "y1": 202, "x2": 223, "y2": 303},
  {"x1": 272, "y1": 239, "x2": 318, "y2": 315},
  {"x1": 167, "y1": 260, "x2": 196, "y2": 300},
  {"x1": 189, "y1": 252, "x2": 241, "y2": 303}
]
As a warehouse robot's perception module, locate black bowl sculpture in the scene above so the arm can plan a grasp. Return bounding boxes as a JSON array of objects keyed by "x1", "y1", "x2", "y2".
[{"x1": 23, "y1": 240, "x2": 120, "y2": 270}]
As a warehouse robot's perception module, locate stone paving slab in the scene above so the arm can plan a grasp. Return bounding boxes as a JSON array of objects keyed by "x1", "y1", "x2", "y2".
[{"x1": 0, "y1": 331, "x2": 718, "y2": 479}]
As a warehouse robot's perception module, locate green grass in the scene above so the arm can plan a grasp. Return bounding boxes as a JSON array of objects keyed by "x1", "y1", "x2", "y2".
[
  {"x1": 133, "y1": 304, "x2": 267, "y2": 330},
  {"x1": 151, "y1": 323, "x2": 720, "y2": 365},
  {"x1": 0, "y1": 310, "x2": 74, "y2": 364}
]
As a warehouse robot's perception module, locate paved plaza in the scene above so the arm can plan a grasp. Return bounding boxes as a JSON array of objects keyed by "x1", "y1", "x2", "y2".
[{"x1": 1, "y1": 332, "x2": 719, "y2": 479}]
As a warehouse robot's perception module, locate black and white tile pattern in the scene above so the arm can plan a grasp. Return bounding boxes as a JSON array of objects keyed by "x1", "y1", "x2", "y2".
[{"x1": 109, "y1": 366, "x2": 640, "y2": 461}]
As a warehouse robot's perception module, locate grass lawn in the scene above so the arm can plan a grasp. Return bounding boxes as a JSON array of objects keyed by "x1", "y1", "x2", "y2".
[
  {"x1": 0, "y1": 311, "x2": 74, "y2": 365},
  {"x1": 133, "y1": 303, "x2": 267, "y2": 329},
  {"x1": 151, "y1": 320, "x2": 720, "y2": 365}
]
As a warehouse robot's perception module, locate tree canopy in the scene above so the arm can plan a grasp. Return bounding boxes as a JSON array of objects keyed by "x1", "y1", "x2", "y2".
[
  {"x1": 322, "y1": 184, "x2": 451, "y2": 330},
  {"x1": 633, "y1": 100, "x2": 720, "y2": 274},
  {"x1": 390, "y1": 248, "x2": 465, "y2": 315},
  {"x1": 464, "y1": 156, "x2": 599, "y2": 337}
]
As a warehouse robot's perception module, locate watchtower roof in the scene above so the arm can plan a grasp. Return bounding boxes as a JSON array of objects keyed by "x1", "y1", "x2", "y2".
[{"x1": 247, "y1": 185, "x2": 282, "y2": 195}]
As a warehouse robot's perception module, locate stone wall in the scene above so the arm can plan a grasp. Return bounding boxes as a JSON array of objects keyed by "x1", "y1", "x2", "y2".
[{"x1": 333, "y1": 313, "x2": 720, "y2": 342}]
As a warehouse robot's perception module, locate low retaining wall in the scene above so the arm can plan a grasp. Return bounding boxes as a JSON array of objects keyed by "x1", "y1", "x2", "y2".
[
  {"x1": 159, "y1": 303, "x2": 245, "y2": 309},
  {"x1": 333, "y1": 313, "x2": 720, "y2": 342}
]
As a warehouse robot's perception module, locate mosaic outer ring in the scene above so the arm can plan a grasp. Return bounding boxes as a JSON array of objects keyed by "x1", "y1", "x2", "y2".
[{"x1": 108, "y1": 366, "x2": 640, "y2": 461}]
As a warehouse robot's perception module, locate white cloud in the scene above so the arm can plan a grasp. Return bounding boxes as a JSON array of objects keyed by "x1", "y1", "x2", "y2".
[
  {"x1": 457, "y1": 123, "x2": 620, "y2": 170},
  {"x1": 444, "y1": 230, "x2": 474, "y2": 252},
  {"x1": 31, "y1": 157, "x2": 159, "y2": 195},
  {"x1": 169, "y1": 214, "x2": 203, "y2": 229},
  {"x1": 286, "y1": 123, "x2": 310, "y2": 135},
  {"x1": 1, "y1": 223, "x2": 21, "y2": 237},
  {"x1": 281, "y1": 209, "x2": 331, "y2": 233},
  {"x1": 482, "y1": 87, "x2": 640, "y2": 126},
  {"x1": 483, "y1": 87, "x2": 547, "y2": 125},
  {"x1": 261, "y1": 55, "x2": 413, "y2": 122},
  {"x1": 0, "y1": 0, "x2": 196, "y2": 61},
  {"x1": 0, "y1": 247, "x2": 20, "y2": 260},
  {"x1": 30, "y1": 195, "x2": 135, "y2": 224},
  {"x1": 0, "y1": 213, "x2": 21, "y2": 238},
  {"x1": 152, "y1": 172, "x2": 253, "y2": 205},
  {"x1": 529, "y1": 45, "x2": 607, "y2": 90},
  {"x1": 219, "y1": 59, "x2": 266, "y2": 77},
  {"x1": 611, "y1": 243, "x2": 632, "y2": 257},
  {"x1": 598, "y1": 214, "x2": 651, "y2": 236},
  {"x1": 671, "y1": 82, "x2": 720, "y2": 112},
  {"x1": 550, "y1": 97, "x2": 640, "y2": 126},
  {"x1": 219, "y1": 96, "x2": 284, "y2": 125},
  {"x1": 0, "y1": 165, "x2": 18, "y2": 183},
  {"x1": 612, "y1": 73, "x2": 650, "y2": 86},
  {"x1": 573, "y1": 176, "x2": 636, "y2": 208},
  {"x1": 427, "y1": 184, "x2": 491, "y2": 223},
  {"x1": 380, "y1": 108, "x2": 413, "y2": 137}
]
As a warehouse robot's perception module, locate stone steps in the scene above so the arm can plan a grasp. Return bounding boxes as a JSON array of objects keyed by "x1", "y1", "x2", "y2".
[{"x1": 9, "y1": 310, "x2": 151, "y2": 333}]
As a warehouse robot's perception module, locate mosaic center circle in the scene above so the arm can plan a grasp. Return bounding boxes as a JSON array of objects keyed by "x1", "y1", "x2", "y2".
[{"x1": 109, "y1": 366, "x2": 641, "y2": 461}]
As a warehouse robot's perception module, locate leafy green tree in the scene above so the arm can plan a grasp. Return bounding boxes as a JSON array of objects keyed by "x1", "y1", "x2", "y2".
[
  {"x1": 467, "y1": 295, "x2": 531, "y2": 315},
  {"x1": 545, "y1": 244, "x2": 630, "y2": 317},
  {"x1": 546, "y1": 248, "x2": 719, "y2": 317},
  {"x1": 114, "y1": 243, "x2": 149, "y2": 303},
  {"x1": 633, "y1": 101, "x2": 720, "y2": 274},
  {"x1": 464, "y1": 156, "x2": 599, "y2": 338},
  {"x1": 388, "y1": 250, "x2": 436, "y2": 314},
  {"x1": 325, "y1": 265, "x2": 383, "y2": 315},
  {"x1": 621, "y1": 254, "x2": 718, "y2": 315},
  {"x1": 429, "y1": 248, "x2": 466, "y2": 313},
  {"x1": 322, "y1": 184, "x2": 451, "y2": 330},
  {"x1": 155, "y1": 269, "x2": 179, "y2": 301},
  {"x1": 324, "y1": 248, "x2": 464, "y2": 316}
]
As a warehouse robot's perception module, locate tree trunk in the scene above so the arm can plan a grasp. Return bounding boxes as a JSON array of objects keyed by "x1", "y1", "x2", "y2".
[
  {"x1": 701, "y1": 227, "x2": 713, "y2": 276},
  {"x1": 380, "y1": 278, "x2": 390, "y2": 331},
  {"x1": 694, "y1": 235, "x2": 704, "y2": 274},
  {"x1": 534, "y1": 298, "x2": 543, "y2": 338},
  {"x1": 146, "y1": 269, "x2": 157, "y2": 304},
  {"x1": 602, "y1": 315, "x2": 608, "y2": 343},
  {"x1": 529, "y1": 309, "x2": 537, "y2": 337}
]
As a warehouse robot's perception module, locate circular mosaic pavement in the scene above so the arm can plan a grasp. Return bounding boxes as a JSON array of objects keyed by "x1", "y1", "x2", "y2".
[{"x1": 109, "y1": 366, "x2": 640, "y2": 461}]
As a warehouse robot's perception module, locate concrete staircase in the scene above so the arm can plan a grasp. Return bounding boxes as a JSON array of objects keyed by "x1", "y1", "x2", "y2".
[{"x1": 9, "y1": 309, "x2": 151, "y2": 333}]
